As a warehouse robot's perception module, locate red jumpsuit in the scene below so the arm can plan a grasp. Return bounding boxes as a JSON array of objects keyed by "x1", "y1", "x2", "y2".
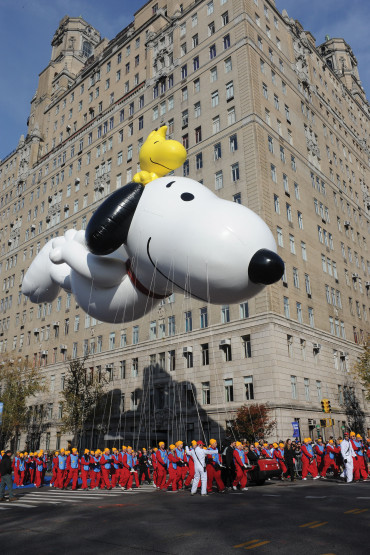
[
  {"x1": 29, "y1": 456, "x2": 36, "y2": 485},
  {"x1": 274, "y1": 448, "x2": 287, "y2": 474},
  {"x1": 64, "y1": 454, "x2": 80, "y2": 489},
  {"x1": 206, "y1": 451, "x2": 225, "y2": 493},
  {"x1": 301, "y1": 444, "x2": 318, "y2": 478},
  {"x1": 151, "y1": 452, "x2": 158, "y2": 486},
  {"x1": 119, "y1": 452, "x2": 131, "y2": 488},
  {"x1": 80, "y1": 455, "x2": 91, "y2": 489},
  {"x1": 35, "y1": 457, "x2": 44, "y2": 487},
  {"x1": 18, "y1": 458, "x2": 26, "y2": 486},
  {"x1": 351, "y1": 440, "x2": 368, "y2": 480},
  {"x1": 174, "y1": 448, "x2": 188, "y2": 489},
  {"x1": 314, "y1": 444, "x2": 325, "y2": 473},
  {"x1": 90, "y1": 456, "x2": 102, "y2": 488},
  {"x1": 111, "y1": 452, "x2": 122, "y2": 487},
  {"x1": 320, "y1": 444, "x2": 340, "y2": 477},
  {"x1": 13, "y1": 457, "x2": 20, "y2": 486},
  {"x1": 51, "y1": 456, "x2": 58, "y2": 486},
  {"x1": 165, "y1": 454, "x2": 178, "y2": 491},
  {"x1": 55, "y1": 454, "x2": 68, "y2": 489},
  {"x1": 233, "y1": 448, "x2": 248, "y2": 489},
  {"x1": 100, "y1": 454, "x2": 113, "y2": 489},
  {"x1": 155, "y1": 449, "x2": 168, "y2": 489},
  {"x1": 184, "y1": 454, "x2": 194, "y2": 486},
  {"x1": 261, "y1": 448, "x2": 272, "y2": 458}
]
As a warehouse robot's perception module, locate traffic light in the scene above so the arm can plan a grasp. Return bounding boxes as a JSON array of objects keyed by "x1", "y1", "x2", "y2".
[{"x1": 321, "y1": 399, "x2": 331, "y2": 413}]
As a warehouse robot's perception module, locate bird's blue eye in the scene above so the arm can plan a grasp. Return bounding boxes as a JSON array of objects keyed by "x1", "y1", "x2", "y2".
[{"x1": 181, "y1": 193, "x2": 194, "y2": 201}]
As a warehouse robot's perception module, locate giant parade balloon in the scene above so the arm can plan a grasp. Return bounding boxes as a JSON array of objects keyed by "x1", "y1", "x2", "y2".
[{"x1": 22, "y1": 127, "x2": 284, "y2": 323}]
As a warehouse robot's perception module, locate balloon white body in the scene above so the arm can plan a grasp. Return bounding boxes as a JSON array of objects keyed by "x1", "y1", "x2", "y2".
[{"x1": 22, "y1": 176, "x2": 279, "y2": 323}]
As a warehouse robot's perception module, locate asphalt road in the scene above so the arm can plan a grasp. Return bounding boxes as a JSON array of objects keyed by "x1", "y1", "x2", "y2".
[{"x1": 0, "y1": 479, "x2": 369, "y2": 554}]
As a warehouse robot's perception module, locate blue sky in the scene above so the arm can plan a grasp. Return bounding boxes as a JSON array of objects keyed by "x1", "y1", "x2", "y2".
[{"x1": 0, "y1": 0, "x2": 369, "y2": 159}]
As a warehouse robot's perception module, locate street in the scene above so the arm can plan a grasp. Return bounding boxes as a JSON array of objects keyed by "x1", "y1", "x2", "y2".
[{"x1": 0, "y1": 479, "x2": 369, "y2": 554}]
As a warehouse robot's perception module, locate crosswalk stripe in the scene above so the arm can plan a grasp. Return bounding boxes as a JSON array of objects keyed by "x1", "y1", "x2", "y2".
[
  {"x1": 0, "y1": 506, "x2": 12, "y2": 510},
  {"x1": 7, "y1": 502, "x2": 37, "y2": 508}
]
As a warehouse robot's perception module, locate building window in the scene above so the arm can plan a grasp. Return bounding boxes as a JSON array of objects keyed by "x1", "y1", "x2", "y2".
[
  {"x1": 200, "y1": 307, "x2": 208, "y2": 328},
  {"x1": 215, "y1": 170, "x2": 223, "y2": 189},
  {"x1": 221, "y1": 305, "x2": 230, "y2": 323},
  {"x1": 229, "y1": 134, "x2": 238, "y2": 152},
  {"x1": 132, "y1": 325, "x2": 139, "y2": 344},
  {"x1": 244, "y1": 376, "x2": 254, "y2": 400},
  {"x1": 202, "y1": 382, "x2": 211, "y2": 405},
  {"x1": 185, "y1": 311, "x2": 192, "y2": 332},
  {"x1": 201, "y1": 343, "x2": 209, "y2": 366},
  {"x1": 291, "y1": 375, "x2": 297, "y2": 399},
  {"x1": 224, "y1": 378, "x2": 234, "y2": 402},
  {"x1": 283, "y1": 297, "x2": 290, "y2": 318},
  {"x1": 231, "y1": 163, "x2": 239, "y2": 182},
  {"x1": 242, "y1": 334, "x2": 252, "y2": 358}
]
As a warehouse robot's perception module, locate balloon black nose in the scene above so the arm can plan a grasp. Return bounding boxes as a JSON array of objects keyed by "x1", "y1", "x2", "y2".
[{"x1": 248, "y1": 249, "x2": 285, "y2": 285}]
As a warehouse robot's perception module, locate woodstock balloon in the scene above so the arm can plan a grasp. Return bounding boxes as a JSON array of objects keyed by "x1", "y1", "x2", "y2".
[{"x1": 22, "y1": 128, "x2": 284, "y2": 323}]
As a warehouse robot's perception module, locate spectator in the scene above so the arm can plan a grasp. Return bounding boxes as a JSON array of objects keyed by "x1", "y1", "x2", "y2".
[{"x1": 0, "y1": 450, "x2": 17, "y2": 502}]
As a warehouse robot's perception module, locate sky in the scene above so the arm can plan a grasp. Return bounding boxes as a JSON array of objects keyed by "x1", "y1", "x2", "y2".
[{"x1": 0, "y1": 0, "x2": 369, "y2": 160}]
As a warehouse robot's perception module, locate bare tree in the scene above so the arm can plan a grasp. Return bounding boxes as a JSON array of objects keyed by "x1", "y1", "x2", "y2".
[
  {"x1": 0, "y1": 354, "x2": 44, "y2": 450},
  {"x1": 60, "y1": 357, "x2": 106, "y2": 447}
]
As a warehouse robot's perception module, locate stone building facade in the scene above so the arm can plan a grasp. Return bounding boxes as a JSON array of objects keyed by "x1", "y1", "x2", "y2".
[{"x1": 0, "y1": 0, "x2": 369, "y2": 450}]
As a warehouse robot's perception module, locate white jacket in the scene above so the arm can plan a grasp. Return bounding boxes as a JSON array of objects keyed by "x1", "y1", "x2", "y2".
[
  {"x1": 340, "y1": 438, "x2": 356, "y2": 461},
  {"x1": 185, "y1": 446, "x2": 217, "y2": 470}
]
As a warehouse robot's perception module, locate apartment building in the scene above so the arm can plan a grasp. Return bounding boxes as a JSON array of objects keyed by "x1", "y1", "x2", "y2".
[{"x1": 0, "y1": 0, "x2": 369, "y2": 450}]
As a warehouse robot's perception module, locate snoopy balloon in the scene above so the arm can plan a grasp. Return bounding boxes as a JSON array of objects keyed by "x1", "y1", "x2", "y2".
[{"x1": 22, "y1": 127, "x2": 284, "y2": 323}]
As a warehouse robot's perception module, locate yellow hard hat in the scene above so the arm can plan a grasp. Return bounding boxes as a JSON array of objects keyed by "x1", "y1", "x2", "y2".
[
  {"x1": 169, "y1": 444, "x2": 175, "y2": 450},
  {"x1": 210, "y1": 439, "x2": 217, "y2": 445},
  {"x1": 356, "y1": 434, "x2": 362, "y2": 439},
  {"x1": 122, "y1": 446, "x2": 127, "y2": 450},
  {"x1": 350, "y1": 432, "x2": 356, "y2": 437},
  {"x1": 236, "y1": 441, "x2": 242, "y2": 447},
  {"x1": 273, "y1": 442, "x2": 278, "y2": 448},
  {"x1": 159, "y1": 442, "x2": 165, "y2": 447},
  {"x1": 279, "y1": 442, "x2": 284, "y2": 448},
  {"x1": 84, "y1": 449, "x2": 90, "y2": 454},
  {"x1": 191, "y1": 440, "x2": 197, "y2": 446}
]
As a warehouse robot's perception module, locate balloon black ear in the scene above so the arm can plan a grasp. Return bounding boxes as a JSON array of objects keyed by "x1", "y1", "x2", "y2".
[{"x1": 85, "y1": 182, "x2": 144, "y2": 255}]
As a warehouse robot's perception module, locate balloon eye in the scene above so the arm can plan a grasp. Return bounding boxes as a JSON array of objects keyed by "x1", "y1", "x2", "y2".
[
  {"x1": 166, "y1": 181, "x2": 175, "y2": 188},
  {"x1": 181, "y1": 193, "x2": 194, "y2": 201}
]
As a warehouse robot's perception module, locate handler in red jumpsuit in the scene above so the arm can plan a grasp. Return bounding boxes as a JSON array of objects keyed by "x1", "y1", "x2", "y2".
[
  {"x1": 120, "y1": 446, "x2": 131, "y2": 490},
  {"x1": 301, "y1": 438, "x2": 319, "y2": 479},
  {"x1": 174, "y1": 441, "x2": 187, "y2": 489},
  {"x1": 314, "y1": 439, "x2": 325, "y2": 474},
  {"x1": 165, "y1": 445, "x2": 178, "y2": 492},
  {"x1": 320, "y1": 440, "x2": 340, "y2": 478},
  {"x1": 155, "y1": 442, "x2": 168, "y2": 490},
  {"x1": 35, "y1": 451, "x2": 44, "y2": 488},
  {"x1": 184, "y1": 440, "x2": 197, "y2": 487},
  {"x1": 90, "y1": 449, "x2": 102, "y2": 489},
  {"x1": 274, "y1": 442, "x2": 287, "y2": 475},
  {"x1": 64, "y1": 448, "x2": 80, "y2": 490},
  {"x1": 100, "y1": 448, "x2": 113, "y2": 489},
  {"x1": 233, "y1": 441, "x2": 248, "y2": 491},
  {"x1": 111, "y1": 448, "x2": 122, "y2": 487},
  {"x1": 206, "y1": 439, "x2": 225, "y2": 493},
  {"x1": 80, "y1": 449, "x2": 91, "y2": 490},
  {"x1": 352, "y1": 435, "x2": 368, "y2": 481},
  {"x1": 151, "y1": 448, "x2": 158, "y2": 488},
  {"x1": 261, "y1": 443, "x2": 272, "y2": 458},
  {"x1": 50, "y1": 451, "x2": 59, "y2": 487}
]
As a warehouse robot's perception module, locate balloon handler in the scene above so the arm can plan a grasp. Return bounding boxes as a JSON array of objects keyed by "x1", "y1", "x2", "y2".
[{"x1": 22, "y1": 127, "x2": 284, "y2": 323}]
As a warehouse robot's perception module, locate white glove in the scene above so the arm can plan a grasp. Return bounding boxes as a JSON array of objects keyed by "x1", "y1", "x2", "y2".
[
  {"x1": 244, "y1": 464, "x2": 248, "y2": 468},
  {"x1": 130, "y1": 469, "x2": 135, "y2": 473}
]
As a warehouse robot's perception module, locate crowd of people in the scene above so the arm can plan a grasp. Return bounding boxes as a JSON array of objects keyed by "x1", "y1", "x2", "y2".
[{"x1": 1, "y1": 432, "x2": 369, "y2": 501}]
